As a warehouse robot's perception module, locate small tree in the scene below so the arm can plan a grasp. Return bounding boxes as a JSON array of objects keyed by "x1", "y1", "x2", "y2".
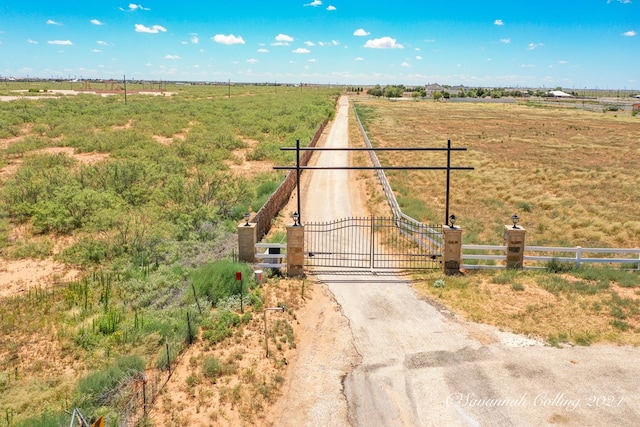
[{"x1": 433, "y1": 91, "x2": 443, "y2": 101}]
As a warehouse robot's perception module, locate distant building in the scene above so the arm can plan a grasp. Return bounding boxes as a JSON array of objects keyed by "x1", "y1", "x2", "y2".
[
  {"x1": 424, "y1": 83, "x2": 445, "y2": 96},
  {"x1": 547, "y1": 90, "x2": 573, "y2": 98}
]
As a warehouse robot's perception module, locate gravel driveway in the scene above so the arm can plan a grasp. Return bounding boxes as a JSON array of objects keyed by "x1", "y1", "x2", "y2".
[{"x1": 270, "y1": 96, "x2": 640, "y2": 427}]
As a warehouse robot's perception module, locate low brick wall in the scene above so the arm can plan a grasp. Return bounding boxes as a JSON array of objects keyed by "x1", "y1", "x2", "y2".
[{"x1": 252, "y1": 117, "x2": 329, "y2": 241}]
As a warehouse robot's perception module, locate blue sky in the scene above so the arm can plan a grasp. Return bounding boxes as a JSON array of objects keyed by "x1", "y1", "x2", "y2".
[{"x1": 0, "y1": 1, "x2": 638, "y2": 89}]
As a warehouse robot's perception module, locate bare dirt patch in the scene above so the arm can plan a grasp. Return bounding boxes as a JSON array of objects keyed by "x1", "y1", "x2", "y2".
[
  {"x1": 225, "y1": 138, "x2": 274, "y2": 177},
  {"x1": 112, "y1": 119, "x2": 134, "y2": 131},
  {"x1": 0, "y1": 258, "x2": 81, "y2": 298},
  {"x1": 0, "y1": 124, "x2": 33, "y2": 150},
  {"x1": 0, "y1": 147, "x2": 109, "y2": 179},
  {"x1": 152, "y1": 122, "x2": 194, "y2": 146}
]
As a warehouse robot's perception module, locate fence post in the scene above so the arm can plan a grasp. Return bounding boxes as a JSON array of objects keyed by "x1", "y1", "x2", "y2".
[
  {"x1": 576, "y1": 246, "x2": 582, "y2": 268},
  {"x1": 142, "y1": 374, "x2": 148, "y2": 416},
  {"x1": 287, "y1": 224, "x2": 305, "y2": 277},
  {"x1": 504, "y1": 225, "x2": 526, "y2": 269},
  {"x1": 238, "y1": 221, "x2": 257, "y2": 263},
  {"x1": 442, "y1": 225, "x2": 463, "y2": 275},
  {"x1": 165, "y1": 336, "x2": 171, "y2": 376}
]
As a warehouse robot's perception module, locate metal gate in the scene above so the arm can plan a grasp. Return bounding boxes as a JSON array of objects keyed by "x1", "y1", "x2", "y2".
[{"x1": 304, "y1": 216, "x2": 442, "y2": 270}]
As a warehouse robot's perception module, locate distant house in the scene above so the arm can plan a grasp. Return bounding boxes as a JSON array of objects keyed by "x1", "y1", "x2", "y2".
[
  {"x1": 633, "y1": 94, "x2": 640, "y2": 99},
  {"x1": 425, "y1": 83, "x2": 445, "y2": 96},
  {"x1": 547, "y1": 90, "x2": 573, "y2": 98}
]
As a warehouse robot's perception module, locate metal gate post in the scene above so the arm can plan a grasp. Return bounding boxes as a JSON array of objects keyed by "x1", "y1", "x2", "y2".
[{"x1": 370, "y1": 217, "x2": 375, "y2": 269}]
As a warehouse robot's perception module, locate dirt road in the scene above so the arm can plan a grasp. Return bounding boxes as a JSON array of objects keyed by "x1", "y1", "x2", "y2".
[{"x1": 270, "y1": 97, "x2": 640, "y2": 426}]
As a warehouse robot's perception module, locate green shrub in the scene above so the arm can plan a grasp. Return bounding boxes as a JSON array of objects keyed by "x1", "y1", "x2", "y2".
[
  {"x1": 191, "y1": 260, "x2": 255, "y2": 306},
  {"x1": 545, "y1": 258, "x2": 576, "y2": 273},
  {"x1": 203, "y1": 356, "x2": 223, "y2": 380},
  {"x1": 202, "y1": 310, "x2": 241, "y2": 345},
  {"x1": 202, "y1": 356, "x2": 237, "y2": 382},
  {"x1": 15, "y1": 411, "x2": 69, "y2": 427},
  {"x1": 76, "y1": 355, "x2": 145, "y2": 407},
  {"x1": 58, "y1": 237, "x2": 111, "y2": 265},
  {"x1": 8, "y1": 239, "x2": 53, "y2": 259}
]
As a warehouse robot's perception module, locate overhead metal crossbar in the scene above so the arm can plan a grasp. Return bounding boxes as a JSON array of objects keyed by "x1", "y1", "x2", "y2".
[{"x1": 273, "y1": 139, "x2": 474, "y2": 225}]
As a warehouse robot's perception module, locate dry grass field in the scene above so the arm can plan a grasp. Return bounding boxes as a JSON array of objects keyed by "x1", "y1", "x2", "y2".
[
  {"x1": 354, "y1": 98, "x2": 640, "y2": 248},
  {"x1": 350, "y1": 97, "x2": 640, "y2": 346}
]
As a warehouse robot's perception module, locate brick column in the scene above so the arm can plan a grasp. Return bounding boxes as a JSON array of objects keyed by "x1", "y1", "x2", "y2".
[
  {"x1": 504, "y1": 225, "x2": 526, "y2": 269},
  {"x1": 286, "y1": 225, "x2": 305, "y2": 277},
  {"x1": 442, "y1": 226, "x2": 463, "y2": 275},
  {"x1": 238, "y1": 222, "x2": 257, "y2": 263}
]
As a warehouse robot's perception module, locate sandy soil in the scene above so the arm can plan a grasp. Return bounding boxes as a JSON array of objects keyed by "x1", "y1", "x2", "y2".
[{"x1": 0, "y1": 257, "x2": 81, "y2": 298}]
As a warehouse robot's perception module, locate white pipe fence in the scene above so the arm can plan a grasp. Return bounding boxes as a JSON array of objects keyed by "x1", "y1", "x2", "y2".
[{"x1": 462, "y1": 244, "x2": 640, "y2": 270}]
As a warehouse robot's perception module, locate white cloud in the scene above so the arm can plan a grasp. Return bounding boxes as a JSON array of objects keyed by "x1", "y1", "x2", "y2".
[
  {"x1": 276, "y1": 34, "x2": 294, "y2": 43},
  {"x1": 90, "y1": 19, "x2": 105, "y2": 26},
  {"x1": 527, "y1": 42, "x2": 543, "y2": 50},
  {"x1": 318, "y1": 40, "x2": 340, "y2": 47},
  {"x1": 121, "y1": 3, "x2": 150, "y2": 11},
  {"x1": 558, "y1": 60, "x2": 569, "y2": 64},
  {"x1": 272, "y1": 34, "x2": 294, "y2": 46},
  {"x1": 327, "y1": 5, "x2": 336, "y2": 10},
  {"x1": 47, "y1": 19, "x2": 62, "y2": 26},
  {"x1": 353, "y1": 28, "x2": 370, "y2": 36},
  {"x1": 191, "y1": 35, "x2": 199, "y2": 44},
  {"x1": 401, "y1": 61, "x2": 410, "y2": 67},
  {"x1": 494, "y1": 19, "x2": 504, "y2": 26},
  {"x1": 247, "y1": 58, "x2": 259, "y2": 63},
  {"x1": 165, "y1": 55, "x2": 180, "y2": 59},
  {"x1": 135, "y1": 24, "x2": 167, "y2": 34},
  {"x1": 355, "y1": 57, "x2": 364, "y2": 61},
  {"x1": 305, "y1": 41, "x2": 315, "y2": 46},
  {"x1": 48, "y1": 40, "x2": 72, "y2": 45},
  {"x1": 293, "y1": 48, "x2": 311, "y2": 53},
  {"x1": 91, "y1": 49, "x2": 102, "y2": 53},
  {"x1": 308, "y1": 58, "x2": 317, "y2": 62},
  {"x1": 364, "y1": 37, "x2": 404, "y2": 49},
  {"x1": 28, "y1": 39, "x2": 38, "y2": 44},
  {"x1": 97, "y1": 40, "x2": 108, "y2": 45},
  {"x1": 213, "y1": 34, "x2": 245, "y2": 45},
  {"x1": 257, "y1": 48, "x2": 269, "y2": 53},
  {"x1": 415, "y1": 55, "x2": 422, "y2": 60},
  {"x1": 304, "y1": 0, "x2": 322, "y2": 6},
  {"x1": 500, "y1": 38, "x2": 511, "y2": 44},
  {"x1": 623, "y1": 30, "x2": 636, "y2": 37}
]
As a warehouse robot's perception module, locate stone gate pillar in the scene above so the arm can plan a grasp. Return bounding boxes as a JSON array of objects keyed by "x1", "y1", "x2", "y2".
[
  {"x1": 287, "y1": 225, "x2": 305, "y2": 277},
  {"x1": 504, "y1": 225, "x2": 526, "y2": 269},
  {"x1": 238, "y1": 222, "x2": 257, "y2": 263},
  {"x1": 442, "y1": 225, "x2": 463, "y2": 275}
]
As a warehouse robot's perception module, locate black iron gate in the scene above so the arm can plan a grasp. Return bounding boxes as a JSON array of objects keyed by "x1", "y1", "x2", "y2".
[{"x1": 304, "y1": 216, "x2": 442, "y2": 270}]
